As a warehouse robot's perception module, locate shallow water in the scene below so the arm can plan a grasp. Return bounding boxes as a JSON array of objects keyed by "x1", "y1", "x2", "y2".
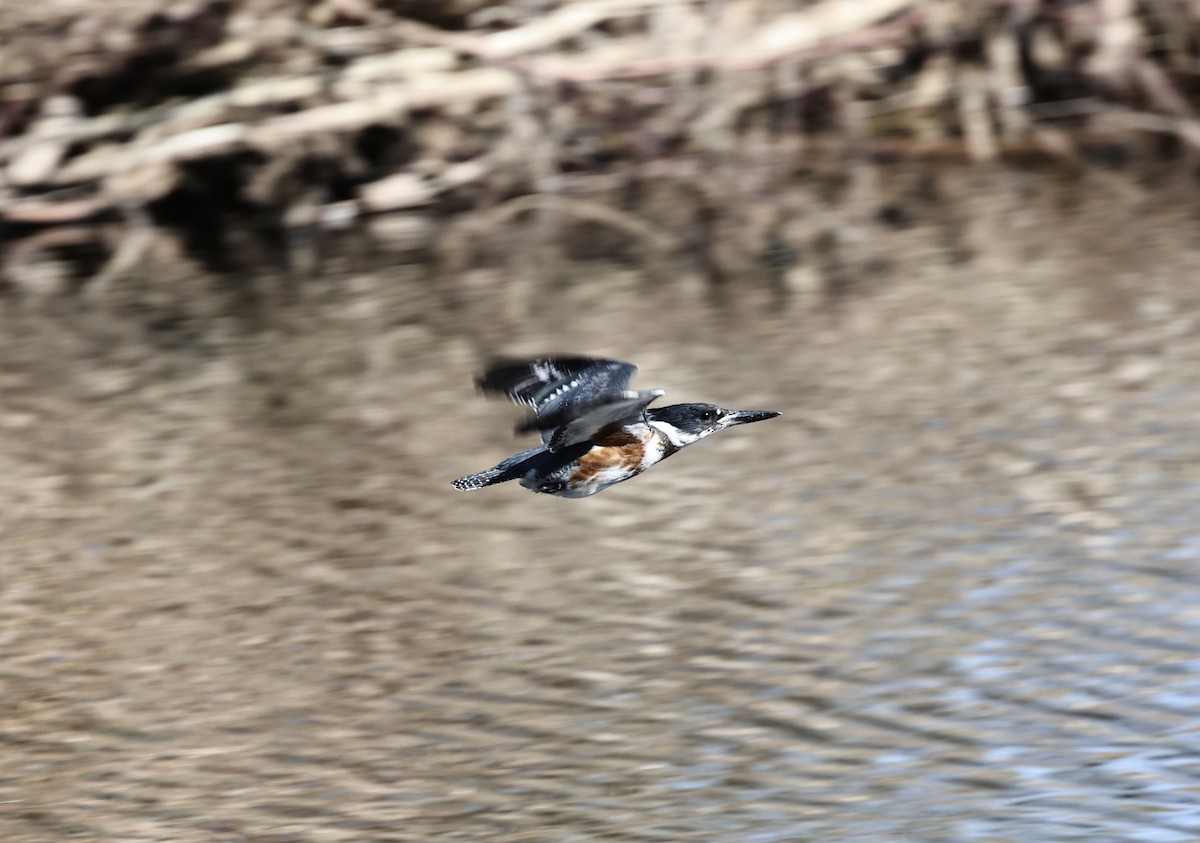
[{"x1": 2, "y1": 172, "x2": 1200, "y2": 841}]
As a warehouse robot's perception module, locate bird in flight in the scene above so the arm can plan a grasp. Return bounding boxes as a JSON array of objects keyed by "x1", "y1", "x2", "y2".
[{"x1": 452, "y1": 356, "x2": 780, "y2": 498}]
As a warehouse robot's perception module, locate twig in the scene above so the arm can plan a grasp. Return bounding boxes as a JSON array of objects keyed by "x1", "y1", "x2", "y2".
[
  {"x1": 484, "y1": 195, "x2": 680, "y2": 252},
  {"x1": 958, "y1": 64, "x2": 998, "y2": 162},
  {"x1": 0, "y1": 196, "x2": 112, "y2": 224},
  {"x1": 394, "y1": 0, "x2": 688, "y2": 60},
  {"x1": 84, "y1": 199, "x2": 153, "y2": 299},
  {"x1": 516, "y1": 2, "x2": 918, "y2": 81},
  {"x1": 1099, "y1": 105, "x2": 1200, "y2": 152}
]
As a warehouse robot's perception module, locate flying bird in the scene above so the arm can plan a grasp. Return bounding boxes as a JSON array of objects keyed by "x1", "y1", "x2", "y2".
[{"x1": 452, "y1": 356, "x2": 780, "y2": 498}]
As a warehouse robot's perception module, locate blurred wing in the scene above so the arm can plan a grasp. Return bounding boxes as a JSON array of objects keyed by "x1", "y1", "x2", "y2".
[
  {"x1": 536, "y1": 388, "x2": 664, "y2": 451},
  {"x1": 478, "y1": 357, "x2": 658, "y2": 450},
  {"x1": 479, "y1": 357, "x2": 637, "y2": 413}
]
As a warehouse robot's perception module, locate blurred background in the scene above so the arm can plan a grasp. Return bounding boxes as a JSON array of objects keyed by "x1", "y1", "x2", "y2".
[{"x1": 3, "y1": 1, "x2": 1200, "y2": 840}]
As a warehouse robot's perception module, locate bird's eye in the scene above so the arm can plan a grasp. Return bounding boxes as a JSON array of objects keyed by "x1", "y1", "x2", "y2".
[{"x1": 701, "y1": 409, "x2": 719, "y2": 422}]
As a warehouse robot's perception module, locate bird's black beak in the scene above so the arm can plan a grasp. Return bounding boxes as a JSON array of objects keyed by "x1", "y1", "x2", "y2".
[{"x1": 726, "y1": 409, "x2": 781, "y2": 426}]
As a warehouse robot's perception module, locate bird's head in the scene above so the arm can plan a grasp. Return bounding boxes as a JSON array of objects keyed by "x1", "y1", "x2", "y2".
[{"x1": 648, "y1": 403, "x2": 780, "y2": 448}]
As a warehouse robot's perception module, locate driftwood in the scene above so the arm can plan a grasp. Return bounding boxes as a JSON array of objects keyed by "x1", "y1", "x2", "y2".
[
  {"x1": 3, "y1": 0, "x2": 1200, "y2": 273},
  {"x1": 2, "y1": 0, "x2": 928, "y2": 236}
]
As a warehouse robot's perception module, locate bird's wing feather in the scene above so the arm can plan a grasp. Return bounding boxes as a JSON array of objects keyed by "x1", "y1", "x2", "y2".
[
  {"x1": 478, "y1": 357, "x2": 636, "y2": 413},
  {"x1": 477, "y1": 357, "x2": 658, "y2": 451},
  {"x1": 538, "y1": 388, "x2": 664, "y2": 451}
]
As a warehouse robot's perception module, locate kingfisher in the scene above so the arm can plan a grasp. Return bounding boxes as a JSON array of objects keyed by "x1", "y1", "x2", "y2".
[{"x1": 451, "y1": 355, "x2": 780, "y2": 498}]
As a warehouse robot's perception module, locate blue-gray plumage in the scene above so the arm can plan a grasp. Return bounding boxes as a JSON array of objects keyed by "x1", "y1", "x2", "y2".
[{"x1": 452, "y1": 356, "x2": 780, "y2": 498}]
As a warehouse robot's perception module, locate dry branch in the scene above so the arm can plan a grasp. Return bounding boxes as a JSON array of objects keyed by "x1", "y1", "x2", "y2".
[{"x1": 3, "y1": 0, "x2": 1200, "y2": 267}]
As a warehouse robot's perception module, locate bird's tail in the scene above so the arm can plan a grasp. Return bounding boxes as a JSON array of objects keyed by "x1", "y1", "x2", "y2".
[
  {"x1": 452, "y1": 466, "x2": 510, "y2": 491},
  {"x1": 451, "y1": 446, "x2": 545, "y2": 492}
]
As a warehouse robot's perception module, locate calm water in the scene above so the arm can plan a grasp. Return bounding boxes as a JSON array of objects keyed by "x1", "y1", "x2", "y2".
[{"x1": 2, "y1": 175, "x2": 1200, "y2": 841}]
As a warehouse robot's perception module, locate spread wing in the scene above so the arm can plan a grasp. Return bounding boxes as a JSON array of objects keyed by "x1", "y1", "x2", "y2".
[{"x1": 477, "y1": 356, "x2": 663, "y2": 451}]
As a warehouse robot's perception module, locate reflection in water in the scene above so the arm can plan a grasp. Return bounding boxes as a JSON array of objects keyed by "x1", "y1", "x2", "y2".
[{"x1": 2, "y1": 177, "x2": 1200, "y2": 841}]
